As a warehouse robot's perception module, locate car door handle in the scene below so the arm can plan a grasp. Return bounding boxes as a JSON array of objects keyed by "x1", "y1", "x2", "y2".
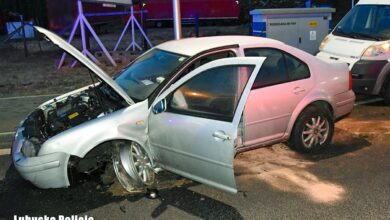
[
  {"x1": 293, "y1": 87, "x2": 306, "y2": 95},
  {"x1": 213, "y1": 131, "x2": 231, "y2": 141}
]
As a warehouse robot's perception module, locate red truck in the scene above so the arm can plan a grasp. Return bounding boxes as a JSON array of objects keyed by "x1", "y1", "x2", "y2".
[
  {"x1": 143, "y1": 0, "x2": 240, "y2": 26},
  {"x1": 45, "y1": 0, "x2": 240, "y2": 31},
  {"x1": 45, "y1": 0, "x2": 126, "y2": 31}
]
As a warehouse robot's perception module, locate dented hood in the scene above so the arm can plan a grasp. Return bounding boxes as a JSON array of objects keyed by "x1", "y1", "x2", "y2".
[{"x1": 35, "y1": 26, "x2": 135, "y2": 105}]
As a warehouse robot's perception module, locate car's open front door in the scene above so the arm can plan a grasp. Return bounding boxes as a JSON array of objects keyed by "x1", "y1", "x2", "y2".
[{"x1": 148, "y1": 57, "x2": 265, "y2": 193}]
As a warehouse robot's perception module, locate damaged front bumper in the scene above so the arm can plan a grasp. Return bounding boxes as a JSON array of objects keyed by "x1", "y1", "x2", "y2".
[
  {"x1": 12, "y1": 126, "x2": 70, "y2": 188},
  {"x1": 351, "y1": 60, "x2": 389, "y2": 95}
]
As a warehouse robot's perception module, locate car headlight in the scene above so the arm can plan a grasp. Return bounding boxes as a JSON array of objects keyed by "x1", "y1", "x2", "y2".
[
  {"x1": 319, "y1": 36, "x2": 331, "y2": 51},
  {"x1": 362, "y1": 42, "x2": 390, "y2": 58},
  {"x1": 21, "y1": 139, "x2": 39, "y2": 157}
]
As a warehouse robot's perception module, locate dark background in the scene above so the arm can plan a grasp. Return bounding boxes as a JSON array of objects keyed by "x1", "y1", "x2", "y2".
[{"x1": 0, "y1": 0, "x2": 357, "y2": 34}]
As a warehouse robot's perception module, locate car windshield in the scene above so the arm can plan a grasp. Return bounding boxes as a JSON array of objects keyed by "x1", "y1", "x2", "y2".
[
  {"x1": 115, "y1": 49, "x2": 188, "y2": 101},
  {"x1": 333, "y1": 5, "x2": 390, "y2": 41}
]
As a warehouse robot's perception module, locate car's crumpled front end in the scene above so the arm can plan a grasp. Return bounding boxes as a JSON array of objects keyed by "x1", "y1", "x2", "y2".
[
  {"x1": 12, "y1": 125, "x2": 71, "y2": 188},
  {"x1": 10, "y1": 26, "x2": 146, "y2": 189},
  {"x1": 12, "y1": 84, "x2": 127, "y2": 188}
]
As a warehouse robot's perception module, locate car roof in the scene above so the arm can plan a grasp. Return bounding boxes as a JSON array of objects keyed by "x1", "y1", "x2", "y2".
[
  {"x1": 357, "y1": 0, "x2": 390, "y2": 5},
  {"x1": 155, "y1": 36, "x2": 284, "y2": 56}
]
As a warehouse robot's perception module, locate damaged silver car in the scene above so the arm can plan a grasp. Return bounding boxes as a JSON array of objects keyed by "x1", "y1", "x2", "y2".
[{"x1": 12, "y1": 27, "x2": 355, "y2": 193}]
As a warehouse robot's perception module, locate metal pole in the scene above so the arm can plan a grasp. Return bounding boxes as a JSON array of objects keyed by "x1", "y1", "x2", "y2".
[
  {"x1": 58, "y1": 0, "x2": 116, "y2": 68},
  {"x1": 114, "y1": 0, "x2": 152, "y2": 51},
  {"x1": 20, "y1": 15, "x2": 28, "y2": 57},
  {"x1": 79, "y1": 1, "x2": 87, "y2": 53},
  {"x1": 195, "y1": 12, "x2": 199, "y2": 37},
  {"x1": 141, "y1": 3, "x2": 148, "y2": 50},
  {"x1": 172, "y1": 0, "x2": 182, "y2": 40}
]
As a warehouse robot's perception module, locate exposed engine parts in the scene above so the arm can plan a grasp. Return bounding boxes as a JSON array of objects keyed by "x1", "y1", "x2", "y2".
[
  {"x1": 45, "y1": 91, "x2": 102, "y2": 136},
  {"x1": 22, "y1": 84, "x2": 126, "y2": 150}
]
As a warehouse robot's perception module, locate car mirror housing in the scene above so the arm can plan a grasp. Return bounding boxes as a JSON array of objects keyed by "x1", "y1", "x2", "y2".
[{"x1": 152, "y1": 99, "x2": 167, "y2": 114}]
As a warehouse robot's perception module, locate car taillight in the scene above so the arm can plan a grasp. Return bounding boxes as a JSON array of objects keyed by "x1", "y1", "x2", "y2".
[{"x1": 349, "y1": 71, "x2": 353, "y2": 91}]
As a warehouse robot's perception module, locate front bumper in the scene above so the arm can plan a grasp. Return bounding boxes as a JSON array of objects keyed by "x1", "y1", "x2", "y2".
[
  {"x1": 351, "y1": 78, "x2": 377, "y2": 95},
  {"x1": 351, "y1": 60, "x2": 389, "y2": 95},
  {"x1": 12, "y1": 127, "x2": 70, "y2": 189}
]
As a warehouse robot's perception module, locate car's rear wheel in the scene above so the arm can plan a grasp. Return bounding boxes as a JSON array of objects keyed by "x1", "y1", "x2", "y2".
[
  {"x1": 112, "y1": 141, "x2": 155, "y2": 192},
  {"x1": 289, "y1": 105, "x2": 334, "y2": 153}
]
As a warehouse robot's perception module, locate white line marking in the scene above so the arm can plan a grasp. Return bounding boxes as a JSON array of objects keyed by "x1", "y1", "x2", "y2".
[
  {"x1": 0, "y1": 148, "x2": 10, "y2": 156},
  {"x1": 0, "y1": 94, "x2": 60, "y2": 101},
  {"x1": 355, "y1": 98, "x2": 383, "y2": 106},
  {"x1": 0, "y1": 132, "x2": 15, "y2": 137}
]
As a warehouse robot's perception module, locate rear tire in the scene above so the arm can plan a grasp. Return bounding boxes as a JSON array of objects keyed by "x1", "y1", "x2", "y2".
[{"x1": 289, "y1": 105, "x2": 334, "y2": 153}]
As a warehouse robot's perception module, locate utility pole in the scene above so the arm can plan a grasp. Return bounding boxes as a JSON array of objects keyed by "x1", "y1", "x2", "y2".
[{"x1": 173, "y1": 0, "x2": 182, "y2": 40}]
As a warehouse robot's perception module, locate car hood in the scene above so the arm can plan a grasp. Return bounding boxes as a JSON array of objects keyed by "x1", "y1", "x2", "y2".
[
  {"x1": 322, "y1": 35, "x2": 374, "y2": 59},
  {"x1": 35, "y1": 26, "x2": 135, "y2": 105}
]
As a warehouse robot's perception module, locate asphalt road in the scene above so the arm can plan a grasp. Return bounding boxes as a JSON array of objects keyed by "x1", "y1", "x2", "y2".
[
  {"x1": 0, "y1": 95, "x2": 59, "y2": 151},
  {"x1": 0, "y1": 95, "x2": 389, "y2": 220}
]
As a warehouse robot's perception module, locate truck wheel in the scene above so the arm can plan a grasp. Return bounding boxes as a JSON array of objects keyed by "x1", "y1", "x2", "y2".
[{"x1": 289, "y1": 105, "x2": 334, "y2": 153}]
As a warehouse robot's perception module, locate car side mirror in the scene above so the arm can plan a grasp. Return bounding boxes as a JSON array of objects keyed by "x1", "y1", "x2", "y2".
[{"x1": 152, "y1": 98, "x2": 167, "y2": 114}]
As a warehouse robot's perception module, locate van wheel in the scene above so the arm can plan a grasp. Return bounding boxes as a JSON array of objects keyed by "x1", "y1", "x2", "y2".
[{"x1": 289, "y1": 105, "x2": 334, "y2": 153}]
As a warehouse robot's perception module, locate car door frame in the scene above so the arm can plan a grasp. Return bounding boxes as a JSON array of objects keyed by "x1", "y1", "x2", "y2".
[
  {"x1": 147, "y1": 57, "x2": 265, "y2": 193},
  {"x1": 148, "y1": 46, "x2": 240, "y2": 107},
  {"x1": 238, "y1": 45, "x2": 315, "y2": 150}
]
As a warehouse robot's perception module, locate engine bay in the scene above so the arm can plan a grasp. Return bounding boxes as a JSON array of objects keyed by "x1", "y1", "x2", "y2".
[{"x1": 22, "y1": 84, "x2": 127, "y2": 150}]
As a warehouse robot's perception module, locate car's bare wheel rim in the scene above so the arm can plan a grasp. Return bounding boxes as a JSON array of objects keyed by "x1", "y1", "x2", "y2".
[
  {"x1": 112, "y1": 142, "x2": 155, "y2": 192},
  {"x1": 301, "y1": 116, "x2": 330, "y2": 149},
  {"x1": 130, "y1": 142, "x2": 154, "y2": 185}
]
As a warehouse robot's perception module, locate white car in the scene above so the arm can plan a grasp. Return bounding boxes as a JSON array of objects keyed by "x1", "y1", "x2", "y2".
[
  {"x1": 317, "y1": 0, "x2": 390, "y2": 103},
  {"x1": 12, "y1": 27, "x2": 355, "y2": 194}
]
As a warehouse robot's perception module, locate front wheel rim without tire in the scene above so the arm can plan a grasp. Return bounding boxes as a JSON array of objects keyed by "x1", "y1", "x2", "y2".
[
  {"x1": 129, "y1": 142, "x2": 154, "y2": 185},
  {"x1": 301, "y1": 116, "x2": 330, "y2": 149},
  {"x1": 112, "y1": 142, "x2": 155, "y2": 192}
]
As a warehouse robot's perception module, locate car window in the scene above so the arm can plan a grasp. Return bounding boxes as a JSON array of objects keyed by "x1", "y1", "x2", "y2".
[
  {"x1": 183, "y1": 51, "x2": 236, "y2": 74},
  {"x1": 169, "y1": 65, "x2": 254, "y2": 122},
  {"x1": 284, "y1": 53, "x2": 310, "y2": 81},
  {"x1": 245, "y1": 48, "x2": 288, "y2": 89},
  {"x1": 115, "y1": 49, "x2": 188, "y2": 101}
]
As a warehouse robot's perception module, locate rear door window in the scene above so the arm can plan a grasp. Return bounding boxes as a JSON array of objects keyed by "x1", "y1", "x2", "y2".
[
  {"x1": 245, "y1": 48, "x2": 311, "y2": 89},
  {"x1": 284, "y1": 53, "x2": 310, "y2": 81},
  {"x1": 245, "y1": 48, "x2": 288, "y2": 89}
]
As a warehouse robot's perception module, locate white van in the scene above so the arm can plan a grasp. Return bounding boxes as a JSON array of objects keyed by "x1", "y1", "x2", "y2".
[{"x1": 317, "y1": 0, "x2": 390, "y2": 103}]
